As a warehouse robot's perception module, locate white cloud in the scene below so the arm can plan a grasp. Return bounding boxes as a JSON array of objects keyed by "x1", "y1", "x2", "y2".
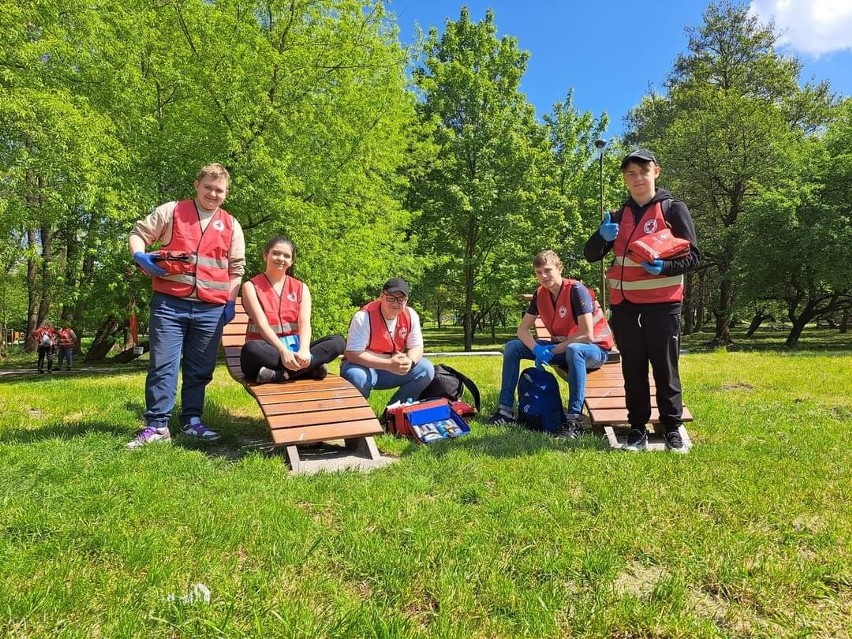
[{"x1": 749, "y1": 0, "x2": 852, "y2": 56}]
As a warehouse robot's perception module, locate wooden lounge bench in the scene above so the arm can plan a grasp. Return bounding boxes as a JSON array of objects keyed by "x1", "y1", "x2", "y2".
[
  {"x1": 220, "y1": 299, "x2": 384, "y2": 470},
  {"x1": 531, "y1": 316, "x2": 693, "y2": 451}
]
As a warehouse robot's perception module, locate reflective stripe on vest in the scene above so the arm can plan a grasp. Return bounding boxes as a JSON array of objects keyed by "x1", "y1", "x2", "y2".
[
  {"x1": 364, "y1": 299, "x2": 410, "y2": 354},
  {"x1": 606, "y1": 201, "x2": 684, "y2": 304},
  {"x1": 536, "y1": 279, "x2": 614, "y2": 351},
  {"x1": 152, "y1": 199, "x2": 234, "y2": 304},
  {"x1": 245, "y1": 274, "x2": 303, "y2": 341}
]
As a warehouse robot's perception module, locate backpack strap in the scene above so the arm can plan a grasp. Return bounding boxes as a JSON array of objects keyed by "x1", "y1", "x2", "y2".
[{"x1": 439, "y1": 363, "x2": 481, "y2": 412}]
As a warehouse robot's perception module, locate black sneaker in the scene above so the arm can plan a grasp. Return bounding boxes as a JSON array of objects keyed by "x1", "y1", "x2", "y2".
[
  {"x1": 665, "y1": 428, "x2": 687, "y2": 454},
  {"x1": 624, "y1": 427, "x2": 648, "y2": 451},
  {"x1": 556, "y1": 418, "x2": 582, "y2": 440},
  {"x1": 312, "y1": 364, "x2": 329, "y2": 380},
  {"x1": 487, "y1": 410, "x2": 514, "y2": 426}
]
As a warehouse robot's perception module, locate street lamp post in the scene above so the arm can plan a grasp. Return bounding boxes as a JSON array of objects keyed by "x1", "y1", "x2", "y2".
[{"x1": 594, "y1": 139, "x2": 607, "y2": 309}]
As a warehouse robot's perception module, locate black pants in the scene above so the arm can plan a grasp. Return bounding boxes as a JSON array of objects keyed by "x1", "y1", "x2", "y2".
[
  {"x1": 609, "y1": 307, "x2": 683, "y2": 429},
  {"x1": 37, "y1": 346, "x2": 54, "y2": 372},
  {"x1": 240, "y1": 335, "x2": 345, "y2": 382}
]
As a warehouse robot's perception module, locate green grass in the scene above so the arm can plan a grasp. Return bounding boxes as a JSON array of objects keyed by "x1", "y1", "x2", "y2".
[{"x1": 0, "y1": 340, "x2": 850, "y2": 637}]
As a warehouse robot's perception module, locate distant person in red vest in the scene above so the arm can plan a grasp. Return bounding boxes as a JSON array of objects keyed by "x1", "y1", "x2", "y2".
[
  {"x1": 239, "y1": 236, "x2": 344, "y2": 383},
  {"x1": 488, "y1": 250, "x2": 614, "y2": 439},
  {"x1": 341, "y1": 278, "x2": 435, "y2": 409},
  {"x1": 584, "y1": 149, "x2": 700, "y2": 452},
  {"x1": 56, "y1": 323, "x2": 78, "y2": 371},
  {"x1": 126, "y1": 163, "x2": 246, "y2": 449},
  {"x1": 32, "y1": 320, "x2": 56, "y2": 374}
]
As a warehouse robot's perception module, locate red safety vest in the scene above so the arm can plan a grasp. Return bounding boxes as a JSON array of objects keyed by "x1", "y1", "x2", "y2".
[
  {"x1": 536, "y1": 279, "x2": 614, "y2": 351},
  {"x1": 606, "y1": 201, "x2": 684, "y2": 305},
  {"x1": 362, "y1": 300, "x2": 411, "y2": 354},
  {"x1": 57, "y1": 328, "x2": 76, "y2": 348},
  {"x1": 245, "y1": 274, "x2": 303, "y2": 341},
  {"x1": 152, "y1": 199, "x2": 234, "y2": 304}
]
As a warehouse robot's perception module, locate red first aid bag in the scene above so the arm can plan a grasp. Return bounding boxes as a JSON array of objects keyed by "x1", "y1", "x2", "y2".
[
  {"x1": 627, "y1": 229, "x2": 690, "y2": 262},
  {"x1": 386, "y1": 398, "x2": 471, "y2": 444}
]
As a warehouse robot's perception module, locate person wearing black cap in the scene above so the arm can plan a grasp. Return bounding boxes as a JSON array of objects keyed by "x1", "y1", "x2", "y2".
[
  {"x1": 584, "y1": 149, "x2": 700, "y2": 452},
  {"x1": 341, "y1": 277, "x2": 435, "y2": 408}
]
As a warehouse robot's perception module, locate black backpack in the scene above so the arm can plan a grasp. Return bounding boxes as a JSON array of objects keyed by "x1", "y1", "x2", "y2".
[{"x1": 418, "y1": 364, "x2": 481, "y2": 413}]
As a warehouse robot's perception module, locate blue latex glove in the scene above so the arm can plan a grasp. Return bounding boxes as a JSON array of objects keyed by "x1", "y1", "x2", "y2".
[
  {"x1": 133, "y1": 251, "x2": 167, "y2": 277},
  {"x1": 223, "y1": 300, "x2": 236, "y2": 325},
  {"x1": 642, "y1": 259, "x2": 664, "y2": 275},
  {"x1": 533, "y1": 343, "x2": 555, "y2": 368},
  {"x1": 599, "y1": 211, "x2": 619, "y2": 242}
]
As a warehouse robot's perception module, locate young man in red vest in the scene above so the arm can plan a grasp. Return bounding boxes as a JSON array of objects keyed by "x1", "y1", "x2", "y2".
[
  {"x1": 584, "y1": 149, "x2": 700, "y2": 452},
  {"x1": 126, "y1": 163, "x2": 246, "y2": 448},
  {"x1": 341, "y1": 278, "x2": 435, "y2": 409},
  {"x1": 489, "y1": 250, "x2": 614, "y2": 438}
]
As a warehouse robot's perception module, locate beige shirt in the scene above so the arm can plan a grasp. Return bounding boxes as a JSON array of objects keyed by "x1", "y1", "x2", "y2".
[{"x1": 130, "y1": 200, "x2": 246, "y2": 279}]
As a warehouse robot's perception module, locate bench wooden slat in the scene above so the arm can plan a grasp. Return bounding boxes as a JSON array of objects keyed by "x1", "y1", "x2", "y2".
[
  {"x1": 220, "y1": 300, "x2": 383, "y2": 466},
  {"x1": 269, "y1": 420, "x2": 384, "y2": 446},
  {"x1": 261, "y1": 396, "x2": 371, "y2": 416}
]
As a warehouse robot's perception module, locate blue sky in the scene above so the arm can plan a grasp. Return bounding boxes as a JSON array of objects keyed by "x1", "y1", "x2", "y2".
[{"x1": 390, "y1": 0, "x2": 852, "y2": 138}]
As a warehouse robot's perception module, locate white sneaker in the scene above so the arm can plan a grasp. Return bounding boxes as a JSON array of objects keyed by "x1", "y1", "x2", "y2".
[{"x1": 127, "y1": 426, "x2": 171, "y2": 449}]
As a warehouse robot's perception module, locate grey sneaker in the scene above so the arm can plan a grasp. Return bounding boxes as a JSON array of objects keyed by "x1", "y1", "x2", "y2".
[
  {"x1": 180, "y1": 417, "x2": 221, "y2": 441},
  {"x1": 624, "y1": 427, "x2": 648, "y2": 451},
  {"x1": 256, "y1": 366, "x2": 281, "y2": 384},
  {"x1": 487, "y1": 410, "x2": 515, "y2": 426},
  {"x1": 127, "y1": 426, "x2": 171, "y2": 449},
  {"x1": 665, "y1": 428, "x2": 687, "y2": 453},
  {"x1": 556, "y1": 418, "x2": 583, "y2": 440}
]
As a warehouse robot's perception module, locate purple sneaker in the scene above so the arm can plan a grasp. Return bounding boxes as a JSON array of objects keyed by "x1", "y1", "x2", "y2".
[
  {"x1": 126, "y1": 426, "x2": 171, "y2": 449},
  {"x1": 181, "y1": 417, "x2": 221, "y2": 441}
]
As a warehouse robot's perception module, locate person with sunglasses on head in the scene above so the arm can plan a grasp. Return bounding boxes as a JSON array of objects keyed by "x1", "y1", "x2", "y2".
[
  {"x1": 341, "y1": 278, "x2": 435, "y2": 409},
  {"x1": 239, "y1": 236, "x2": 345, "y2": 384},
  {"x1": 584, "y1": 149, "x2": 700, "y2": 453}
]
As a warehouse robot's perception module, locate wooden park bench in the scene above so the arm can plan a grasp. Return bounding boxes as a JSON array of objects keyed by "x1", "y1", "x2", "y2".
[
  {"x1": 220, "y1": 299, "x2": 384, "y2": 471},
  {"x1": 531, "y1": 315, "x2": 693, "y2": 451}
]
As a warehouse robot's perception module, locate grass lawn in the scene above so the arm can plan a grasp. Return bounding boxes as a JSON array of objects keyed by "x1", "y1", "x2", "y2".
[{"x1": 0, "y1": 331, "x2": 850, "y2": 637}]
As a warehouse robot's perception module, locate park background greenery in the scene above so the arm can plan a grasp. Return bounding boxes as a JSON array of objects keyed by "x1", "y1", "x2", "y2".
[
  {"x1": 1, "y1": 0, "x2": 849, "y2": 357},
  {"x1": 1, "y1": 1, "x2": 851, "y2": 635}
]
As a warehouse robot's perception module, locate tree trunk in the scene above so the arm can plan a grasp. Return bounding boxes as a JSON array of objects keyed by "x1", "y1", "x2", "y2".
[
  {"x1": 744, "y1": 309, "x2": 767, "y2": 337},
  {"x1": 785, "y1": 318, "x2": 807, "y2": 348},
  {"x1": 713, "y1": 276, "x2": 734, "y2": 345},
  {"x1": 25, "y1": 227, "x2": 39, "y2": 352},
  {"x1": 85, "y1": 315, "x2": 121, "y2": 362},
  {"x1": 840, "y1": 309, "x2": 849, "y2": 334}
]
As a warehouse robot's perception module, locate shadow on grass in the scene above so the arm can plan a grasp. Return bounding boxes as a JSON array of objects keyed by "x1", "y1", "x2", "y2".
[
  {"x1": 413, "y1": 423, "x2": 611, "y2": 459},
  {"x1": 0, "y1": 363, "x2": 149, "y2": 383}
]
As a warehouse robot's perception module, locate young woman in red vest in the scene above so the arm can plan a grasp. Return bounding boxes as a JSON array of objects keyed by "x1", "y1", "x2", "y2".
[
  {"x1": 489, "y1": 251, "x2": 614, "y2": 438},
  {"x1": 240, "y1": 237, "x2": 344, "y2": 383},
  {"x1": 584, "y1": 149, "x2": 700, "y2": 452}
]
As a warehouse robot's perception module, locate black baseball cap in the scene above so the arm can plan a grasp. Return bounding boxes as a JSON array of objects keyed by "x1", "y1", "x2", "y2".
[
  {"x1": 620, "y1": 148, "x2": 657, "y2": 169},
  {"x1": 382, "y1": 277, "x2": 409, "y2": 297}
]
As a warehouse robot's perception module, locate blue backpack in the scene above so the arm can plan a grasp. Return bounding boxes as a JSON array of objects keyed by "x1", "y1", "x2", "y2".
[{"x1": 517, "y1": 367, "x2": 565, "y2": 434}]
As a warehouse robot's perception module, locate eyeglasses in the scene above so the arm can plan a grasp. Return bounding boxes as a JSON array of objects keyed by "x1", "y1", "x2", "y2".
[{"x1": 384, "y1": 293, "x2": 408, "y2": 305}]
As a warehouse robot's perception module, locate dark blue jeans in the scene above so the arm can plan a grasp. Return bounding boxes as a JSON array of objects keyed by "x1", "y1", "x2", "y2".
[{"x1": 144, "y1": 293, "x2": 225, "y2": 429}]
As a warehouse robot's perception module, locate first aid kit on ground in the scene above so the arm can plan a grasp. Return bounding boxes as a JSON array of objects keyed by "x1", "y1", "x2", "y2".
[{"x1": 385, "y1": 398, "x2": 470, "y2": 444}]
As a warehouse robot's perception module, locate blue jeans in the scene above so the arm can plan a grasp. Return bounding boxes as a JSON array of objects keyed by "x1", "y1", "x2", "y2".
[
  {"x1": 498, "y1": 339, "x2": 609, "y2": 416},
  {"x1": 341, "y1": 358, "x2": 435, "y2": 405},
  {"x1": 144, "y1": 293, "x2": 226, "y2": 429},
  {"x1": 57, "y1": 347, "x2": 74, "y2": 370}
]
